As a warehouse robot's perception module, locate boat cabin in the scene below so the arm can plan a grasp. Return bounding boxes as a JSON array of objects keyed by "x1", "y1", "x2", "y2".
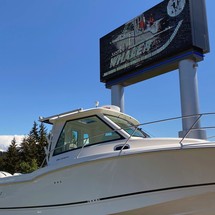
[{"x1": 40, "y1": 105, "x2": 148, "y2": 165}]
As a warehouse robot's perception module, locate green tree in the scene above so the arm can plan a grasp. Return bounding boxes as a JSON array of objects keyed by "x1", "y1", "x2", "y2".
[
  {"x1": 20, "y1": 122, "x2": 39, "y2": 161},
  {"x1": 1, "y1": 121, "x2": 48, "y2": 174},
  {"x1": 29, "y1": 121, "x2": 39, "y2": 142},
  {"x1": 3, "y1": 138, "x2": 20, "y2": 174},
  {"x1": 37, "y1": 122, "x2": 48, "y2": 167},
  {"x1": 19, "y1": 159, "x2": 38, "y2": 173},
  {"x1": 19, "y1": 121, "x2": 48, "y2": 173},
  {"x1": 0, "y1": 153, "x2": 6, "y2": 170}
]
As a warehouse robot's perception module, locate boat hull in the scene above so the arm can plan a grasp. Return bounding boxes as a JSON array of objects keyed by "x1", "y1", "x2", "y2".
[{"x1": 1, "y1": 147, "x2": 215, "y2": 214}]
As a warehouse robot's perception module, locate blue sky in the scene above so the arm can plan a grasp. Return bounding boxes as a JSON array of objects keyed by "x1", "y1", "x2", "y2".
[{"x1": 0, "y1": 0, "x2": 214, "y2": 136}]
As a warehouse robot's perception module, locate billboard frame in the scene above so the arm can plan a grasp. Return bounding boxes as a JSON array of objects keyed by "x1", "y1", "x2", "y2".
[{"x1": 100, "y1": 0, "x2": 209, "y2": 88}]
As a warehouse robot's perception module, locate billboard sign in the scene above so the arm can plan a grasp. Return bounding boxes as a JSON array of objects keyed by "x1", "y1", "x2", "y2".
[{"x1": 100, "y1": 0, "x2": 210, "y2": 87}]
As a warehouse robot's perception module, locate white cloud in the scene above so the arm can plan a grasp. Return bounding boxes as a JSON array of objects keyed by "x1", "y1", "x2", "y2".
[{"x1": 0, "y1": 135, "x2": 25, "y2": 152}]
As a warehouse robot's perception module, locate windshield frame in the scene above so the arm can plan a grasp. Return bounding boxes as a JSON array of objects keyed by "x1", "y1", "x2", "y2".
[{"x1": 53, "y1": 115, "x2": 124, "y2": 156}]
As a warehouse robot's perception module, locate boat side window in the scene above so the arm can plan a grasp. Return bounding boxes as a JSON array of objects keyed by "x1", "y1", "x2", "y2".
[
  {"x1": 106, "y1": 115, "x2": 149, "y2": 138},
  {"x1": 53, "y1": 116, "x2": 123, "y2": 156}
]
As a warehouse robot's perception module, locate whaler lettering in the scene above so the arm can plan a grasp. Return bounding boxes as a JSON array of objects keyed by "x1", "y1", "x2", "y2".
[{"x1": 109, "y1": 40, "x2": 152, "y2": 69}]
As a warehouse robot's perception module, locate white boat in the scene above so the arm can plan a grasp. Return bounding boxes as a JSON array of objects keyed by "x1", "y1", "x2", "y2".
[{"x1": 1, "y1": 105, "x2": 215, "y2": 215}]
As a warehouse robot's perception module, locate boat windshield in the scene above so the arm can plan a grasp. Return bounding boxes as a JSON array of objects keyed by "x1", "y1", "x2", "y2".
[
  {"x1": 106, "y1": 115, "x2": 148, "y2": 138},
  {"x1": 53, "y1": 116, "x2": 123, "y2": 156}
]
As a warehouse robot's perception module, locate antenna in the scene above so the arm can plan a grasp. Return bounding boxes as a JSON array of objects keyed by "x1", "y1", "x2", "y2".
[{"x1": 95, "y1": 101, "x2": 99, "y2": 108}]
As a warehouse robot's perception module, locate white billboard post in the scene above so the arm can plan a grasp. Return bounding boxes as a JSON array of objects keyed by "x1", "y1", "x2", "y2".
[
  {"x1": 178, "y1": 59, "x2": 206, "y2": 139},
  {"x1": 111, "y1": 85, "x2": 125, "y2": 112}
]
